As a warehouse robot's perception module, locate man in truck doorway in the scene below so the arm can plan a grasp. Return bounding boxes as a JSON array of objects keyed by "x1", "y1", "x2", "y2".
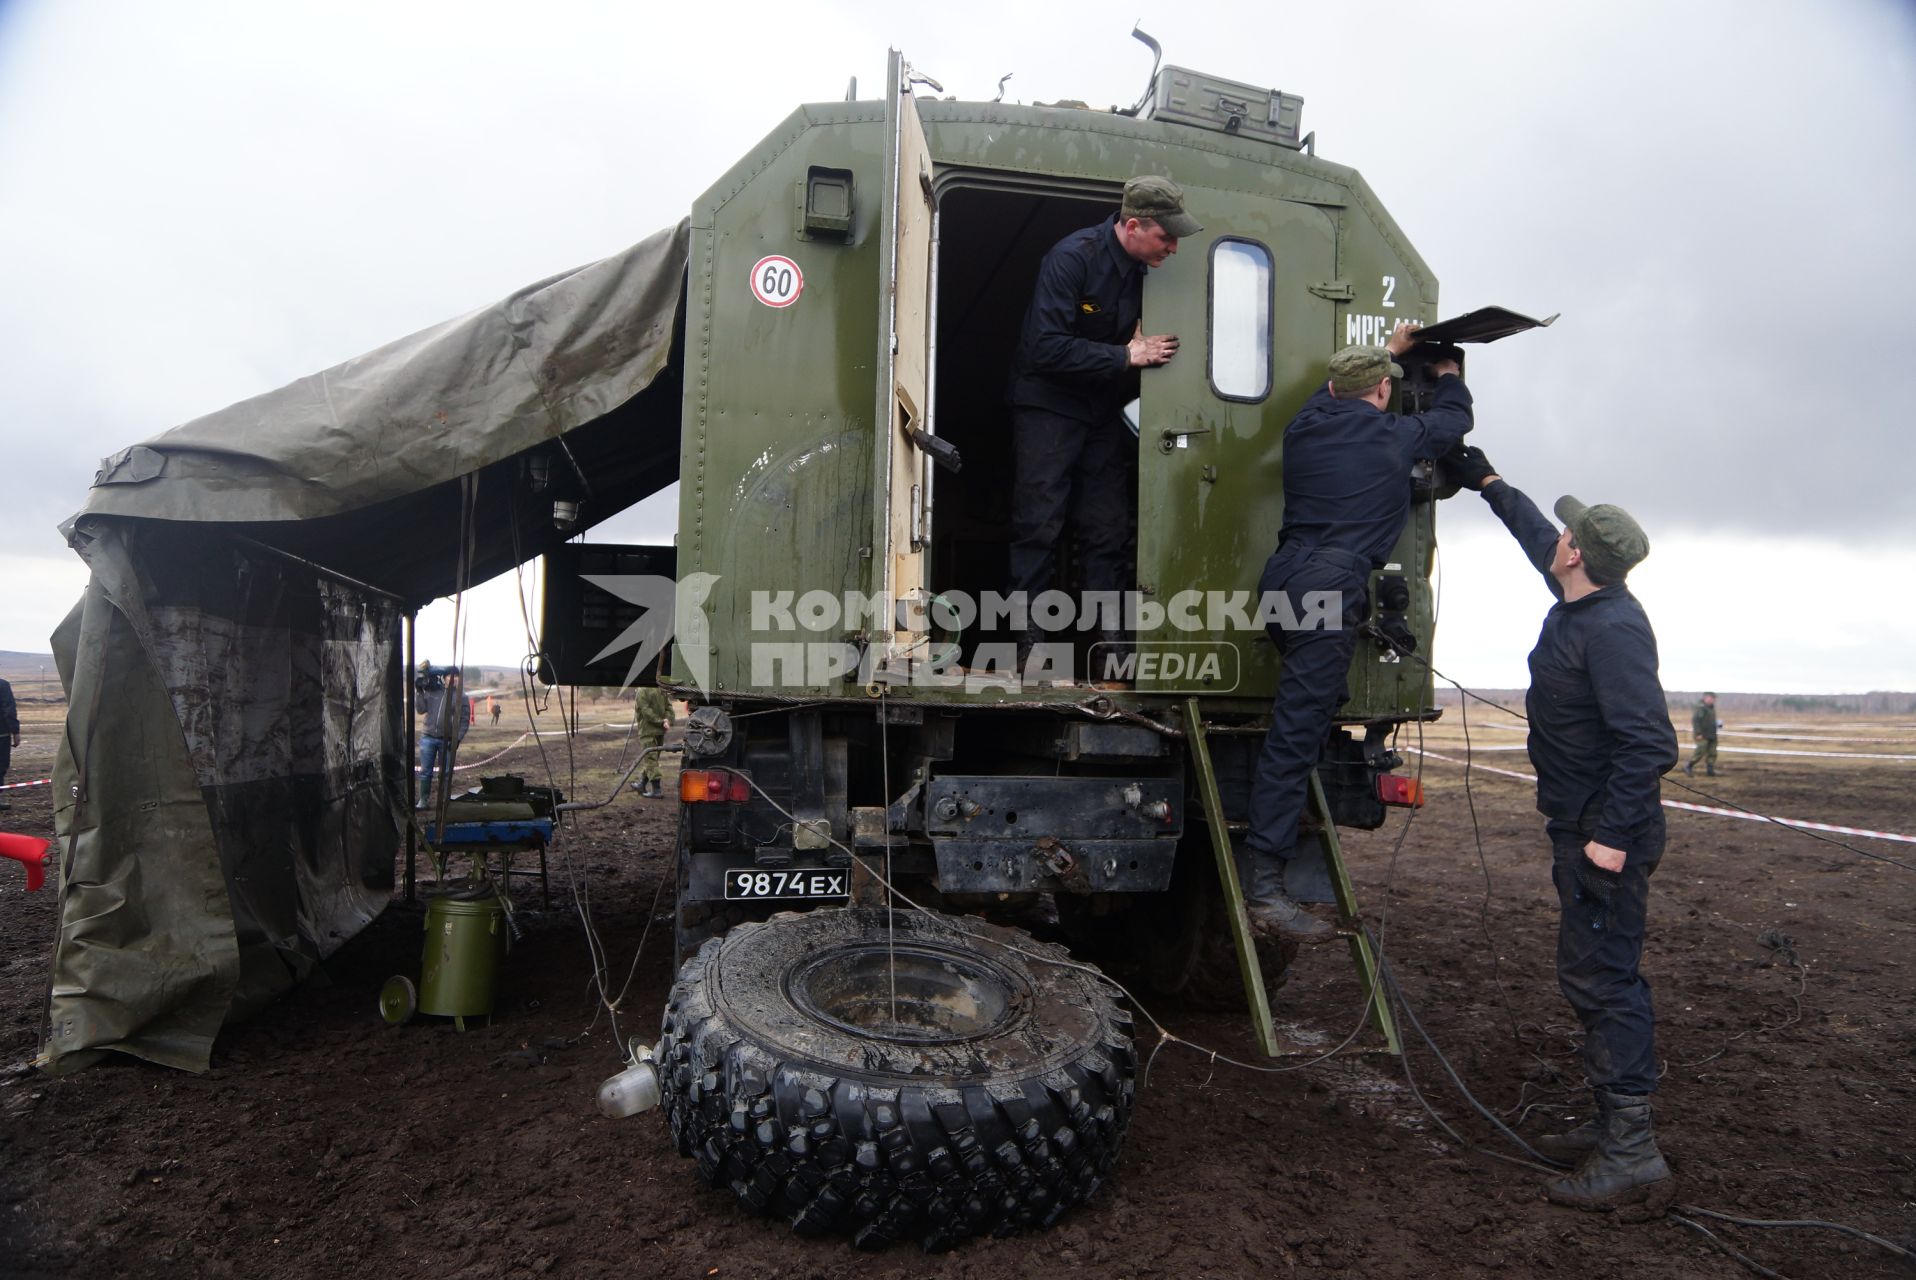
[
  {"x1": 1243, "y1": 323, "x2": 1473, "y2": 942},
  {"x1": 1004, "y1": 175, "x2": 1196, "y2": 677}
]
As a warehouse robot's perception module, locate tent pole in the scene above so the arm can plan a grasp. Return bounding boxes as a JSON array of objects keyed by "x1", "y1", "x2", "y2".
[{"x1": 404, "y1": 612, "x2": 417, "y2": 903}]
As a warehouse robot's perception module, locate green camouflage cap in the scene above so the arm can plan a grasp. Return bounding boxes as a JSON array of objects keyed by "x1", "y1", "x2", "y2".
[
  {"x1": 1554, "y1": 495, "x2": 1650, "y2": 580},
  {"x1": 1327, "y1": 345, "x2": 1404, "y2": 394},
  {"x1": 1121, "y1": 175, "x2": 1202, "y2": 237}
]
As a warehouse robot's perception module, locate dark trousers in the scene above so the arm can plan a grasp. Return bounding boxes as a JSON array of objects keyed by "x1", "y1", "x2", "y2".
[
  {"x1": 1245, "y1": 545, "x2": 1370, "y2": 862},
  {"x1": 0, "y1": 735, "x2": 9, "y2": 786},
  {"x1": 1548, "y1": 817, "x2": 1662, "y2": 1095},
  {"x1": 1006, "y1": 406, "x2": 1137, "y2": 630}
]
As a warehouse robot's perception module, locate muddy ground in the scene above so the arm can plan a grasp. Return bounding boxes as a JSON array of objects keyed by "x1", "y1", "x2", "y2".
[{"x1": 2, "y1": 703, "x2": 1913, "y2": 1279}]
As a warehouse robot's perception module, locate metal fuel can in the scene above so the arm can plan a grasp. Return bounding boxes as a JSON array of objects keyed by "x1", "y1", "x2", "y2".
[{"x1": 418, "y1": 887, "x2": 508, "y2": 1023}]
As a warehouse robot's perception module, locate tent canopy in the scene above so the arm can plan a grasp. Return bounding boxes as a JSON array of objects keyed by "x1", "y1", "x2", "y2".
[{"x1": 46, "y1": 221, "x2": 690, "y2": 1073}]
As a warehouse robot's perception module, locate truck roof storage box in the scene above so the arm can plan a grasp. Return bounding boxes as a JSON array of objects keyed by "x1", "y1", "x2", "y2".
[{"x1": 1144, "y1": 66, "x2": 1305, "y2": 148}]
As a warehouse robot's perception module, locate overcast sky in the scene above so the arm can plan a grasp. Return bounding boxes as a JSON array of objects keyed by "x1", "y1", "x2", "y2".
[{"x1": 2, "y1": 0, "x2": 1912, "y2": 692}]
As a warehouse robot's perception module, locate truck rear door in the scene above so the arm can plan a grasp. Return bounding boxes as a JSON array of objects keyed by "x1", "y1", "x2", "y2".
[
  {"x1": 1134, "y1": 191, "x2": 1339, "y2": 699},
  {"x1": 868, "y1": 50, "x2": 937, "y2": 682}
]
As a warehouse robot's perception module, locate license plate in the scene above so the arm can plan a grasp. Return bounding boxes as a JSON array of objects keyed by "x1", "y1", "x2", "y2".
[{"x1": 723, "y1": 868, "x2": 850, "y2": 900}]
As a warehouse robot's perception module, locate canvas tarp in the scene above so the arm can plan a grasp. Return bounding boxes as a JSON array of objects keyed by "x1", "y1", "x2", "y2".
[{"x1": 44, "y1": 219, "x2": 690, "y2": 1073}]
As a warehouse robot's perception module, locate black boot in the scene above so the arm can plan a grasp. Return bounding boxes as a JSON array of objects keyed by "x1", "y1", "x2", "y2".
[
  {"x1": 1532, "y1": 1109, "x2": 1602, "y2": 1161},
  {"x1": 1545, "y1": 1090, "x2": 1671, "y2": 1210},
  {"x1": 1682, "y1": 761, "x2": 1693, "y2": 776},
  {"x1": 1705, "y1": 767, "x2": 1716, "y2": 777}
]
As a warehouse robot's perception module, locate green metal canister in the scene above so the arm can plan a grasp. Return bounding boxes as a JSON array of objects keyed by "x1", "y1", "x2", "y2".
[{"x1": 418, "y1": 887, "x2": 508, "y2": 1023}]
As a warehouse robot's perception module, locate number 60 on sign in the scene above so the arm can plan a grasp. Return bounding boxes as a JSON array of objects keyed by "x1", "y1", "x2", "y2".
[{"x1": 750, "y1": 254, "x2": 804, "y2": 308}]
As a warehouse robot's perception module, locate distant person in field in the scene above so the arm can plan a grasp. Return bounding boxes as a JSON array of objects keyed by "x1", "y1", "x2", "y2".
[
  {"x1": 631, "y1": 684, "x2": 673, "y2": 798},
  {"x1": 0, "y1": 678, "x2": 18, "y2": 810},
  {"x1": 1684, "y1": 692, "x2": 1718, "y2": 777},
  {"x1": 1448, "y1": 444, "x2": 1679, "y2": 1211},
  {"x1": 488, "y1": 693, "x2": 501, "y2": 726}
]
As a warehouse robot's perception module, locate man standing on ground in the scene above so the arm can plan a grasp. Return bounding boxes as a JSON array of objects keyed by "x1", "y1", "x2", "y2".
[
  {"x1": 1685, "y1": 692, "x2": 1718, "y2": 776},
  {"x1": 1449, "y1": 445, "x2": 1679, "y2": 1210},
  {"x1": 0, "y1": 678, "x2": 17, "y2": 811},
  {"x1": 1242, "y1": 324, "x2": 1473, "y2": 942},
  {"x1": 1005, "y1": 174, "x2": 1196, "y2": 670},
  {"x1": 631, "y1": 685, "x2": 672, "y2": 798},
  {"x1": 417, "y1": 667, "x2": 468, "y2": 808}
]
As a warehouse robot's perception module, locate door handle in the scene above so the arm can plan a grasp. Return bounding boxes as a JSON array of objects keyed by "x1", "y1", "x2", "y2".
[{"x1": 1158, "y1": 426, "x2": 1212, "y2": 454}]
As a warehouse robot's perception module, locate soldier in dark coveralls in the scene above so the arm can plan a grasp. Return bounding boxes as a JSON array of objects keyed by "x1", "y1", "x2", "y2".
[
  {"x1": 1242, "y1": 324, "x2": 1473, "y2": 942},
  {"x1": 1005, "y1": 175, "x2": 1198, "y2": 666},
  {"x1": 1449, "y1": 445, "x2": 1680, "y2": 1210}
]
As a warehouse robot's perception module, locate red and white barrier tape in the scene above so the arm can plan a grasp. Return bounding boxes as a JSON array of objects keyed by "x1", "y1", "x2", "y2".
[
  {"x1": 0, "y1": 778, "x2": 51, "y2": 791},
  {"x1": 445, "y1": 732, "x2": 533, "y2": 773},
  {"x1": 1407, "y1": 748, "x2": 1916, "y2": 845},
  {"x1": 1453, "y1": 721, "x2": 1916, "y2": 749}
]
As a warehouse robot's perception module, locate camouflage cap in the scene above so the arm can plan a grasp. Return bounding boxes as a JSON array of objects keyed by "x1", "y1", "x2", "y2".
[
  {"x1": 1121, "y1": 175, "x2": 1202, "y2": 237},
  {"x1": 1554, "y1": 495, "x2": 1650, "y2": 581},
  {"x1": 1327, "y1": 345, "x2": 1404, "y2": 395}
]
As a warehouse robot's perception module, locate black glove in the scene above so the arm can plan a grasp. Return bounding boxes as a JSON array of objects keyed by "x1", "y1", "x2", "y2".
[{"x1": 1439, "y1": 443, "x2": 1497, "y2": 492}]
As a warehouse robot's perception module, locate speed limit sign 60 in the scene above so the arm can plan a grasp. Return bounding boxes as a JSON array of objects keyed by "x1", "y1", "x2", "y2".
[{"x1": 750, "y1": 254, "x2": 804, "y2": 308}]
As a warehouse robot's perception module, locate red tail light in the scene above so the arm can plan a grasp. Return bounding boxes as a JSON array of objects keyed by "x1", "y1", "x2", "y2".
[
  {"x1": 1376, "y1": 774, "x2": 1425, "y2": 807},
  {"x1": 679, "y1": 770, "x2": 750, "y2": 804}
]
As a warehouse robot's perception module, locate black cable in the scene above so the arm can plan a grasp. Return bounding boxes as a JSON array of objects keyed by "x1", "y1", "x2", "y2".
[
  {"x1": 1368, "y1": 929, "x2": 1570, "y2": 1170},
  {"x1": 1667, "y1": 1213, "x2": 1793, "y2": 1280},
  {"x1": 1674, "y1": 1205, "x2": 1914, "y2": 1263},
  {"x1": 1660, "y1": 771, "x2": 1916, "y2": 873}
]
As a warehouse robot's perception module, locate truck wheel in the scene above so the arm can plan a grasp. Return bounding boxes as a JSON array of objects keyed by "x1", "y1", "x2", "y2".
[
  {"x1": 1129, "y1": 846, "x2": 1297, "y2": 1011},
  {"x1": 658, "y1": 906, "x2": 1136, "y2": 1251}
]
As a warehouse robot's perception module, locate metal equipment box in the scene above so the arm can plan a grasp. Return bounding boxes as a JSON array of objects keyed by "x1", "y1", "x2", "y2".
[{"x1": 1145, "y1": 65, "x2": 1305, "y2": 148}]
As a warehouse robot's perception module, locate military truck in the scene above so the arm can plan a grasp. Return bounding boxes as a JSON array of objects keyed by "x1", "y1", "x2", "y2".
[{"x1": 554, "y1": 46, "x2": 1549, "y2": 1250}]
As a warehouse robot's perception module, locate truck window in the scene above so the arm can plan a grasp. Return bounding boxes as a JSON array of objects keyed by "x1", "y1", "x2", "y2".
[{"x1": 1207, "y1": 238, "x2": 1272, "y2": 402}]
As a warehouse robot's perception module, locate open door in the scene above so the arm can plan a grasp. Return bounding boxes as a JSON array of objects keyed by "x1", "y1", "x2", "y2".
[
  {"x1": 1134, "y1": 192, "x2": 1340, "y2": 697},
  {"x1": 869, "y1": 50, "x2": 938, "y2": 682}
]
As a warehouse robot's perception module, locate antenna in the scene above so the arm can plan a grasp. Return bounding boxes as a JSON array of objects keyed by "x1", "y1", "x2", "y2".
[{"x1": 1119, "y1": 25, "x2": 1163, "y2": 117}]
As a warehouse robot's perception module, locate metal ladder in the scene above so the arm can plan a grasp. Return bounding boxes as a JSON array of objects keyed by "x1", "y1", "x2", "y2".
[{"x1": 1180, "y1": 699, "x2": 1401, "y2": 1057}]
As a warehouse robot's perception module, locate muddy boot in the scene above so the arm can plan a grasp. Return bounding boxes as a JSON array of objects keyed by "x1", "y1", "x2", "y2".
[
  {"x1": 1705, "y1": 767, "x2": 1716, "y2": 777},
  {"x1": 1545, "y1": 1090, "x2": 1671, "y2": 1210},
  {"x1": 1682, "y1": 761, "x2": 1693, "y2": 776},
  {"x1": 1532, "y1": 1108, "x2": 1603, "y2": 1162},
  {"x1": 1244, "y1": 854, "x2": 1337, "y2": 944}
]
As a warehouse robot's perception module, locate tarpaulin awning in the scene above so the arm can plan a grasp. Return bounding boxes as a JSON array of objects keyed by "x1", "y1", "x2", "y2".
[{"x1": 45, "y1": 220, "x2": 690, "y2": 1073}]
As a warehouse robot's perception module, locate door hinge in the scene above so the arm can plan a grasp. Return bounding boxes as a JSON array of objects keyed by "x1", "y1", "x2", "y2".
[{"x1": 1309, "y1": 280, "x2": 1355, "y2": 302}]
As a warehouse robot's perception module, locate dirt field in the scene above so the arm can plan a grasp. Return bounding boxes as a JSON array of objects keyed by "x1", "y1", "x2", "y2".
[{"x1": 3, "y1": 695, "x2": 1913, "y2": 1279}]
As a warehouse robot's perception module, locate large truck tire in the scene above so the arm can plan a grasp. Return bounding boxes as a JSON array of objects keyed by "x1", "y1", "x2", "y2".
[{"x1": 658, "y1": 906, "x2": 1136, "y2": 1251}]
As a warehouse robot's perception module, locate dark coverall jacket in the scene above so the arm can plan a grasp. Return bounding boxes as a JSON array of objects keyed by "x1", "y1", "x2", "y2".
[
  {"x1": 1483, "y1": 477, "x2": 1679, "y2": 1095},
  {"x1": 1004, "y1": 215, "x2": 1146, "y2": 619},
  {"x1": 1243, "y1": 374, "x2": 1473, "y2": 879}
]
